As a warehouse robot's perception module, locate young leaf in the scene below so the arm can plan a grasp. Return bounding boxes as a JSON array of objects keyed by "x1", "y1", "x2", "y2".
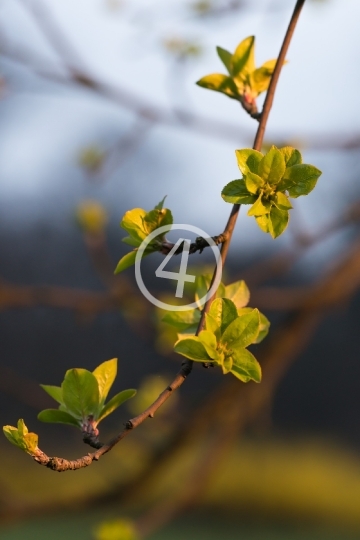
[
  {"x1": 232, "y1": 36, "x2": 255, "y2": 78},
  {"x1": 93, "y1": 358, "x2": 118, "y2": 405},
  {"x1": 274, "y1": 192, "x2": 293, "y2": 211},
  {"x1": 224, "y1": 280, "x2": 250, "y2": 309},
  {"x1": 114, "y1": 249, "x2": 152, "y2": 274},
  {"x1": 114, "y1": 251, "x2": 138, "y2": 274},
  {"x1": 255, "y1": 214, "x2": 270, "y2": 234},
  {"x1": 222, "y1": 355, "x2": 233, "y2": 374},
  {"x1": 3, "y1": 419, "x2": 39, "y2": 455},
  {"x1": 121, "y1": 208, "x2": 148, "y2": 244},
  {"x1": 97, "y1": 389, "x2": 137, "y2": 423},
  {"x1": 249, "y1": 59, "x2": 277, "y2": 94},
  {"x1": 209, "y1": 298, "x2": 239, "y2": 335},
  {"x1": 279, "y1": 164, "x2": 322, "y2": 198},
  {"x1": 258, "y1": 146, "x2": 286, "y2": 185},
  {"x1": 61, "y1": 368, "x2": 100, "y2": 419},
  {"x1": 247, "y1": 194, "x2": 271, "y2": 217},
  {"x1": 216, "y1": 46, "x2": 233, "y2": 74},
  {"x1": 143, "y1": 208, "x2": 173, "y2": 237},
  {"x1": 195, "y1": 274, "x2": 225, "y2": 308},
  {"x1": 154, "y1": 196, "x2": 167, "y2": 210},
  {"x1": 196, "y1": 74, "x2": 239, "y2": 99},
  {"x1": 162, "y1": 309, "x2": 201, "y2": 331},
  {"x1": 40, "y1": 385, "x2": 63, "y2": 405},
  {"x1": 205, "y1": 313, "x2": 221, "y2": 339},
  {"x1": 221, "y1": 179, "x2": 257, "y2": 205},
  {"x1": 235, "y1": 149, "x2": 263, "y2": 175},
  {"x1": 37, "y1": 409, "x2": 80, "y2": 427},
  {"x1": 230, "y1": 348, "x2": 262, "y2": 383},
  {"x1": 269, "y1": 206, "x2": 289, "y2": 238},
  {"x1": 279, "y1": 146, "x2": 302, "y2": 168},
  {"x1": 245, "y1": 171, "x2": 265, "y2": 194},
  {"x1": 174, "y1": 336, "x2": 212, "y2": 362},
  {"x1": 237, "y1": 308, "x2": 270, "y2": 344},
  {"x1": 198, "y1": 330, "x2": 218, "y2": 359},
  {"x1": 220, "y1": 308, "x2": 260, "y2": 349}
]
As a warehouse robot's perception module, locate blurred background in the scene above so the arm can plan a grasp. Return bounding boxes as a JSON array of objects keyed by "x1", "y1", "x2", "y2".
[{"x1": 1, "y1": 0, "x2": 360, "y2": 538}]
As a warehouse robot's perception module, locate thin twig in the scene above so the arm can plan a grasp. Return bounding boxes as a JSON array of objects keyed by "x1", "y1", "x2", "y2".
[{"x1": 23, "y1": 0, "x2": 307, "y2": 472}]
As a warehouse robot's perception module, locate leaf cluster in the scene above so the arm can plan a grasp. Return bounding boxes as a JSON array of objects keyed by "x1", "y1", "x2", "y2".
[
  {"x1": 38, "y1": 358, "x2": 136, "y2": 429},
  {"x1": 3, "y1": 419, "x2": 39, "y2": 456},
  {"x1": 196, "y1": 36, "x2": 281, "y2": 114},
  {"x1": 221, "y1": 146, "x2": 322, "y2": 238},
  {"x1": 163, "y1": 276, "x2": 269, "y2": 383},
  {"x1": 115, "y1": 197, "x2": 173, "y2": 273}
]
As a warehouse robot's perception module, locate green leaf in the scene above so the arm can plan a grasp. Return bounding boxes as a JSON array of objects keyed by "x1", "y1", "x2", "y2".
[
  {"x1": 37, "y1": 409, "x2": 80, "y2": 427},
  {"x1": 247, "y1": 194, "x2": 271, "y2": 217},
  {"x1": 3, "y1": 420, "x2": 39, "y2": 455},
  {"x1": 224, "y1": 280, "x2": 250, "y2": 309},
  {"x1": 245, "y1": 171, "x2": 264, "y2": 195},
  {"x1": 235, "y1": 149, "x2": 263, "y2": 175},
  {"x1": 249, "y1": 58, "x2": 277, "y2": 95},
  {"x1": 220, "y1": 308, "x2": 260, "y2": 349},
  {"x1": 195, "y1": 274, "x2": 225, "y2": 308},
  {"x1": 222, "y1": 355, "x2": 233, "y2": 374},
  {"x1": 258, "y1": 146, "x2": 286, "y2": 185},
  {"x1": 196, "y1": 74, "x2": 239, "y2": 99},
  {"x1": 162, "y1": 309, "x2": 201, "y2": 332},
  {"x1": 209, "y1": 298, "x2": 238, "y2": 335},
  {"x1": 143, "y1": 208, "x2": 173, "y2": 237},
  {"x1": 205, "y1": 313, "x2": 221, "y2": 339},
  {"x1": 174, "y1": 336, "x2": 212, "y2": 362},
  {"x1": 255, "y1": 214, "x2": 271, "y2": 234},
  {"x1": 121, "y1": 208, "x2": 148, "y2": 244},
  {"x1": 279, "y1": 146, "x2": 302, "y2": 168},
  {"x1": 232, "y1": 36, "x2": 255, "y2": 78},
  {"x1": 198, "y1": 330, "x2": 218, "y2": 359},
  {"x1": 98, "y1": 389, "x2": 137, "y2": 423},
  {"x1": 40, "y1": 385, "x2": 63, "y2": 405},
  {"x1": 274, "y1": 192, "x2": 292, "y2": 211},
  {"x1": 278, "y1": 164, "x2": 322, "y2": 198},
  {"x1": 114, "y1": 249, "x2": 152, "y2": 274},
  {"x1": 154, "y1": 196, "x2": 167, "y2": 210},
  {"x1": 237, "y1": 308, "x2": 270, "y2": 344},
  {"x1": 93, "y1": 358, "x2": 117, "y2": 405},
  {"x1": 114, "y1": 250, "x2": 138, "y2": 274},
  {"x1": 230, "y1": 348, "x2": 262, "y2": 383},
  {"x1": 221, "y1": 179, "x2": 257, "y2": 205},
  {"x1": 61, "y1": 368, "x2": 100, "y2": 419},
  {"x1": 216, "y1": 46, "x2": 233, "y2": 74},
  {"x1": 269, "y1": 206, "x2": 289, "y2": 238}
]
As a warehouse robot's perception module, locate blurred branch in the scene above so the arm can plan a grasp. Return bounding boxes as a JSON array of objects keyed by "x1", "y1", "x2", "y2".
[{"x1": 0, "y1": 2, "x2": 358, "y2": 149}]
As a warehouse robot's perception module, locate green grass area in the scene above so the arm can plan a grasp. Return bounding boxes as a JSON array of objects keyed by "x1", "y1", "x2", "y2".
[{"x1": 0, "y1": 513, "x2": 359, "y2": 540}]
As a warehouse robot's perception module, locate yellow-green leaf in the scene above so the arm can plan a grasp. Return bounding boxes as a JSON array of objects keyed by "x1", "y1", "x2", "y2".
[
  {"x1": 230, "y1": 348, "x2": 262, "y2": 383},
  {"x1": 232, "y1": 36, "x2": 255, "y2": 78},
  {"x1": 37, "y1": 409, "x2": 80, "y2": 427},
  {"x1": 174, "y1": 336, "x2": 212, "y2": 362},
  {"x1": 221, "y1": 179, "x2": 257, "y2": 205},
  {"x1": 235, "y1": 148, "x2": 263, "y2": 175},
  {"x1": 196, "y1": 73, "x2": 239, "y2": 99},
  {"x1": 61, "y1": 368, "x2": 100, "y2": 419},
  {"x1": 98, "y1": 389, "x2": 137, "y2": 423},
  {"x1": 216, "y1": 46, "x2": 233, "y2": 74},
  {"x1": 258, "y1": 146, "x2": 286, "y2": 185},
  {"x1": 93, "y1": 358, "x2": 118, "y2": 405}
]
